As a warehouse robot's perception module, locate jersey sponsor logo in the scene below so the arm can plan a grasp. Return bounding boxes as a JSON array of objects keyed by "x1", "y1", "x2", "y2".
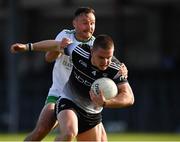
[
  {"x1": 62, "y1": 58, "x2": 73, "y2": 68},
  {"x1": 79, "y1": 60, "x2": 87, "y2": 68},
  {"x1": 74, "y1": 71, "x2": 92, "y2": 87}
]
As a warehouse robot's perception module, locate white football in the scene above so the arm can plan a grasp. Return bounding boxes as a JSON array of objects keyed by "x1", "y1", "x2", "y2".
[{"x1": 91, "y1": 77, "x2": 118, "y2": 100}]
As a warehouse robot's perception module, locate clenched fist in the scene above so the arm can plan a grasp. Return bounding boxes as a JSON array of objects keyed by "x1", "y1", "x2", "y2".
[{"x1": 10, "y1": 43, "x2": 28, "y2": 53}]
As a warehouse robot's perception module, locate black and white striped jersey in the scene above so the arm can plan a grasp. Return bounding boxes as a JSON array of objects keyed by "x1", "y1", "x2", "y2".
[{"x1": 62, "y1": 43, "x2": 127, "y2": 114}]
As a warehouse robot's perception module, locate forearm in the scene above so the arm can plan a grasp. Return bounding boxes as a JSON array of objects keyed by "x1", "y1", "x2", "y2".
[
  {"x1": 32, "y1": 40, "x2": 61, "y2": 52},
  {"x1": 10, "y1": 40, "x2": 62, "y2": 54},
  {"x1": 104, "y1": 83, "x2": 134, "y2": 108}
]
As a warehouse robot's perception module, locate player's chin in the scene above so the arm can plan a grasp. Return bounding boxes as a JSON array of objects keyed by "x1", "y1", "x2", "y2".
[
  {"x1": 84, "y1": 32, "x2": 92, "y2": 39},
  {"x1": 98, "y1": 66, "x2": 108, "y2": 71}
]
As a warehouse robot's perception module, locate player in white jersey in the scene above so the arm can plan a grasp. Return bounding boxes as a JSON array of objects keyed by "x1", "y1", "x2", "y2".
[
  {"x1": 47, "y1": 29, "x2": 95, "y2": 101},
  {"x1": 10, "y1": 7, "x2": 128, "y2": 141}
]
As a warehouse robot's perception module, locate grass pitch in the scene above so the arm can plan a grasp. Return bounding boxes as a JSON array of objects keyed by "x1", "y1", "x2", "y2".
[{"x1": 0, "y1": 132, "x2": 180, "y2": 141}]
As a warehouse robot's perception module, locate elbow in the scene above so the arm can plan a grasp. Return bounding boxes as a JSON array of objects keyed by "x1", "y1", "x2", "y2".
[
  {"x1": 129, "y1": 96, "x2": 135, "y2": 106},
  {"x1": 129, "y1": 94, "x2": 135, "y2": 106},
  {"x1": 123, "y1": 98, "x2": 134, "y2": 108},
  {"x1": 126, "y1": 86, "x2": 135, "y2": 106},
  {"x1": 124, "y1": 93, "x2": 135, "y2": 107},
  {"x1": 45, "y1": 55, "x2": 54, "y2": 63},
  {"x1": 45, "y1": 51, "x2": 60, "y2": 63}
]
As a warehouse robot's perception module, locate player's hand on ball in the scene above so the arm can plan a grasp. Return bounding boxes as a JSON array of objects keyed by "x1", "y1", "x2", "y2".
[
  {"x1": 89, "y1": 89, "x2": 106, "y2": 107},
  {"x1": 10, "y1": 43, "x2": 27, "y2": 53}
]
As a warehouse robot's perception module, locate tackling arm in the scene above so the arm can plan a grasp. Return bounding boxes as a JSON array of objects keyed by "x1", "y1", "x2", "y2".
[
  {"x1": 10, "y1": 40, "x2": 61, "y2": 53},
  {"x1": 32, "y1": 40, "x2": 61, "y2": 52}
]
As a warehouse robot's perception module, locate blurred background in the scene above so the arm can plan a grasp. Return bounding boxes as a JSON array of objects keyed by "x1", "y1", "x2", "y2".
[{"x1": 0, "y1": 0, "x2": 180, "y2": 134}]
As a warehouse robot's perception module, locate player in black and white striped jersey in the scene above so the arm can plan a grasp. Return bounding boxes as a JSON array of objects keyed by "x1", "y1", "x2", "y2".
[{"x1": 54, "y1": 34, "x2": 134, "y2": 141}]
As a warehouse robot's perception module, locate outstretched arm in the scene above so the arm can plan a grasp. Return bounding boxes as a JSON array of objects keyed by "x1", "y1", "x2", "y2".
[{"x1": 10, "y1": 40, "x2": 61, "y2": 53}]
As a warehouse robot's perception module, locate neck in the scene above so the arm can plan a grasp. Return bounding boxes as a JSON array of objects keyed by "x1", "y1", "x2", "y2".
[{"x1": 75, "y1": 34, "x2": 91, "y2": 42}]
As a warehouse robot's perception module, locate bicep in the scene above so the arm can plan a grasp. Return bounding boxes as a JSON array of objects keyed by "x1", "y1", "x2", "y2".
[
  {"x1": 117, "y1": 82, "x2": 133, "y2": 95},
  {"x1": 117, "y1": 82, "x2": 134, "y2": 103}
]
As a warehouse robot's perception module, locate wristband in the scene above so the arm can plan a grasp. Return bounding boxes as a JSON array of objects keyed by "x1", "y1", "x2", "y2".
[
  {"x1": 26, "y1": 43, "x2": 33, "y2": 51},
  {"x1": 28, "y1": 43, "x2": 33, "y2": 51}
]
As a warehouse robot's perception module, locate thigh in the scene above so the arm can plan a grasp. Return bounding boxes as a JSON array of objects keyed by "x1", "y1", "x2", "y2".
[
  {"x1": 57, "y1": 109, "x2": 78, "y2": 135},
  {"x1": 77, "y1": 122, "x2": 102, "y2": 141},
  {"x1": 56, "y1": 98, "x2": 102, "y2": 136},
  {"x1": 36, "y1": 103, "x2": 57, "y2": 129}
]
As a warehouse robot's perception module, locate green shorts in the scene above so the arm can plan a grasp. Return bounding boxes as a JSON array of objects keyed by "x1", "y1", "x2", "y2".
[{"x1": 45, "y1": 96, "x2": 59, "y2": 105}]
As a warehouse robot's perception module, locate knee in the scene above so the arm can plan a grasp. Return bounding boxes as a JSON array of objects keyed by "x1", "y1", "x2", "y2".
[{"x1": 63, "y1": 129, "x2": 78, "y2": 140}]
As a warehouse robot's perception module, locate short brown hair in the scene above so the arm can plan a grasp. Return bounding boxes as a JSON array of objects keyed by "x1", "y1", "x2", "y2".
[
  {"x1": 74, "y1": 7, "x2": 95, "y2": 19},
  {"x1": 93, "y1": 34, "x2": 114, "y2": 50}
]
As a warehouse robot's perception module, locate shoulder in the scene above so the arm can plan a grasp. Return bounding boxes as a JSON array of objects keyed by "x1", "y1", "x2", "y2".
[
  {"x1": 81, "y1": 44, "x2": 91, "y2": 52},
  {"x1": 109, "y1": 58, "x2": 121, "y2": 71},
  {"x1": 55, "y1": 29, "x2": 75, "y2": 40},
  {"x1": 62, "y1": 29, "x2": 75, "y2": 35},
  {"x1": 111, "y1": 56, "x2": 121, "y2": 65},
  {"x1": 109, "y1": 58, "x2": 128, "y2": 83},
  {"x1": 64, "y1": 43, "x2": 91, "y2": 57},
  {"x1": 72, "y1": 44, "x2": 91, "y2": 59},
  {"x1": 57, "y1": 29, "x2": 75, "y2": 34}
]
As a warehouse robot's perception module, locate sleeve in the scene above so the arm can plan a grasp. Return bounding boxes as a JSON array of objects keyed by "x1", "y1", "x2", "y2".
[
  {"x1": 113, "y1": 74, "x2": 128, "y2": 85},
  {"x1": 112, "y1": 56, "x2": 122, "y2": 65}
]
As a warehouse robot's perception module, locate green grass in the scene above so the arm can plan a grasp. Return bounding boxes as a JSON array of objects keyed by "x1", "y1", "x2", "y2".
[{"x1": 0, "y1": 133, "x2": 180, "y2": 141}]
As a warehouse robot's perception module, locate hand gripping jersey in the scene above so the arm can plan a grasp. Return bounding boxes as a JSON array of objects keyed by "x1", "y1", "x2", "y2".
[
  {"x1": 62, "y1": 44, "x2": 128, "y2": 114},
  {"x1": 48, "y1": 29, "x2": 95, "y2": 97}
]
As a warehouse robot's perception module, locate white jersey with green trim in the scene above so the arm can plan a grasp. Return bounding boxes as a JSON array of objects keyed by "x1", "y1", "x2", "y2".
[{"x1": 48, "y1": 29, "x2": 95, "y2": 97}]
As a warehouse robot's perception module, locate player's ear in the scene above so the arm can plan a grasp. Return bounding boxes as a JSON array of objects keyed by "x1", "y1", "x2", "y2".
[{"x1": 91, "y1": 48, "x2": 96, "y2": 58}]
